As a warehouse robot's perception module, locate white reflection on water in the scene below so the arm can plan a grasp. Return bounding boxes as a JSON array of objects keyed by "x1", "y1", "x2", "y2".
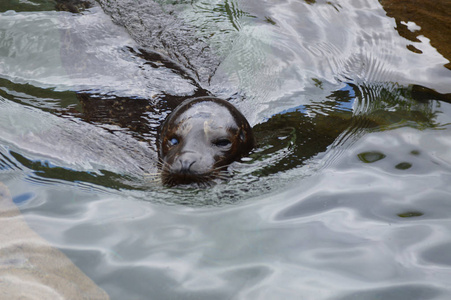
[
  {"x1": 20, "y1": 122, "x2": 451, "y2": 298},
  {"x1": 0, "y1": 8, "x2": 197, "y2": 98},
  {"x1": 0, "y1": 97, "x2": 156, "y2": 175},
  {"x1": 12, "y1": 110, "x2": 451, "y2": 299},
  {"x1": 184, "y1": 0, "x2": 451, "y2": 123}
]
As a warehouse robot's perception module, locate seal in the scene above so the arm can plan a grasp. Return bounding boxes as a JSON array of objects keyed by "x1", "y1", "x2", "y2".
[{"x1": 158, "y1": 97, "x2": 254, "y2": 186}]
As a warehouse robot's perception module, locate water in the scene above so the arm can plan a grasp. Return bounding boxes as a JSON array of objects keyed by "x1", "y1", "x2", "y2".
[{"x1": 1, "y1": 0, "x2": 451, "y2": 299}]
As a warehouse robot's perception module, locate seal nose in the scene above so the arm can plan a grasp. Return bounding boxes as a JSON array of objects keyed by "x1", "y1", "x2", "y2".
[
  {"x1": 176, "y1": 152, "x2": 199, "y2": 174},
  {"x1": 179, "y1": 158, "x2": 195, "y2": 174}
]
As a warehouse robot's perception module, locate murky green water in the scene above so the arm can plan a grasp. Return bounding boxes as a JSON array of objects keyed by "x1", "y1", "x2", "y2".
[{"x1": 1, "y1": 0, "x2": 451, "y2": 299}]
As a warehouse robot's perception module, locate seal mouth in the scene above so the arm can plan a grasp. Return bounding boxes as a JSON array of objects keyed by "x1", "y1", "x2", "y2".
[
  {"x1": 160, "y1": 166, "x2": 229, "y2": 187},
  {"x1": 162, "y1": 172, "x2": 213, "y2": 187}
]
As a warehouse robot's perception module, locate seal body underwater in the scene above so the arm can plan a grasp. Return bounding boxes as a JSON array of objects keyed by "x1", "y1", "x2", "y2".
[{"x1": 158, "y1": 97, "x2": 254, "y2": 186}]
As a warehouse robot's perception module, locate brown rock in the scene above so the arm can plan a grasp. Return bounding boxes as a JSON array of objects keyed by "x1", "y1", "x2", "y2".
[{"x1": 380, "y1": 0, "x2": 451, "y2": 69}]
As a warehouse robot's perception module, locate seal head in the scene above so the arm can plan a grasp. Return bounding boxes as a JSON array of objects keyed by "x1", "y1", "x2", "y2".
[{"x1": 158, "y1": 97, "x2": 254, "y2": 186}]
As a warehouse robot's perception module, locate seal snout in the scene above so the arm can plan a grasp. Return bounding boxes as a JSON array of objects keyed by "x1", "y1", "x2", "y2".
[
  {"x1": 163, "y1": 152, "x2": 213, "y2": 186},
  {"x1": 176, "y1": 153, "x2": 199, "y2": 174}
]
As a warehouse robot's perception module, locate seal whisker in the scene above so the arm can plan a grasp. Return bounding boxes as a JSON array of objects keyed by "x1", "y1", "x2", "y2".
[
  {"x1": 143, "y1": 175, "x2": 162, "y2": 184},
  {"x1": 156, "y1": 160, "x2": 167, "y2": 170},
  {"x1": 142, "y1": 173, "x2": 160, "y2": 177}
]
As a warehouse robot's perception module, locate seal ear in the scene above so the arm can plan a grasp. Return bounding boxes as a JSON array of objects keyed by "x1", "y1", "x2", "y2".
[
  {"x1": 238, "y1": 124, "x2": 255, "y2": 154},
  {"x1": 240, "y1": 130, "x2": 246, "y2": 142}
]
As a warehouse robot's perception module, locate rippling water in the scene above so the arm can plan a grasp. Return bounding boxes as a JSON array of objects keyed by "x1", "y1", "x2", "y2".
[{"x1": 1, "y1": 0, "x2": 451, "y2": 299}]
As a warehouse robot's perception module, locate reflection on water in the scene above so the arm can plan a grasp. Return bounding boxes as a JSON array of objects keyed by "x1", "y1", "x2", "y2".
[{"x1": 1, "y1": 0, "x2": 451, "y2": 298}]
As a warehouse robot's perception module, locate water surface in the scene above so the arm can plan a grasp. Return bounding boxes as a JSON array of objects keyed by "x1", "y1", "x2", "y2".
[{"x1": 1, "y1": 0, "x2": 451, "y2": 299}]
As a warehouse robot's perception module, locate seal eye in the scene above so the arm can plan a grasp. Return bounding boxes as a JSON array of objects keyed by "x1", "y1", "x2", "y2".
[
  {"x1": 214, "y1": 139, "x2": 231, "y2": 147},
  {"x1": 168, "y1": 137, "x2": 179, "y2": 146}
]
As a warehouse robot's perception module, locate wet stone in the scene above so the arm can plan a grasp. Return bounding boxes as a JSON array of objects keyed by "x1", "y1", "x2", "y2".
[
  {"x1": 395, "y1": 162, "x2": 412, "y2": 170},
  {"x1": 410, "y1": 150, "x2": 421, "y2": 156},
  {"x1": 398, "y1": 211, "x2": 424, "y2": 218},
  {"x1": 357, "y1": 151, "x2": 386, "y2": 163}
]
